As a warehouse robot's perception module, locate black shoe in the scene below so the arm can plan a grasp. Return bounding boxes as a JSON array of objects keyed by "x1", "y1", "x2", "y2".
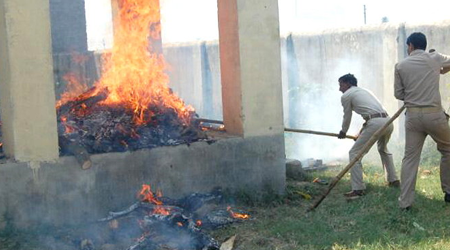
[
  {"x1": 344, "y1": 190, "x2": 365, "y2": 200},
  {"x1": 401, "y1": 206, "x2": 412, "y2": 211},
  {"x1": 388, "y1": 180, "x2": 400, "y2": 188},
  {"x1": 445, "y1": 193, "x2": 450, "y2": 203}
]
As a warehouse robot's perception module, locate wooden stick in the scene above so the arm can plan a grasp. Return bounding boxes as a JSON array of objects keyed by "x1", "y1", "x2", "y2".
[
  {"x1": 285, "y1": 128, "x2": 357, "y2": 140},
  {"x1": 308, "y1": 105, "x2": 406, "y2": 211},
  {"x1": 59, "y1": 136, "x2": 92, "y2": 170},
  {"x1": 67, "y1": 142, "x2": 92, "y2": 170}
]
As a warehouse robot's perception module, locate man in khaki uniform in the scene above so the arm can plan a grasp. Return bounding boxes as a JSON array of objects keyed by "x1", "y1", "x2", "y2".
[
  {"x1": 394, "y1": 32, "x2": 450, "y2": 210},
  {"x1": 338, "y1": 73, "x2": 399, "y2": 199}
]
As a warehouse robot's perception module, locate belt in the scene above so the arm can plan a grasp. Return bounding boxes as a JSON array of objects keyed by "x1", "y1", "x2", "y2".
[
  {"x1": 407, "y1": 107, "x2": 443, "y2": 113},
  {"x1": 363, "y1": 112, "x2": 388, "y2": 121}
]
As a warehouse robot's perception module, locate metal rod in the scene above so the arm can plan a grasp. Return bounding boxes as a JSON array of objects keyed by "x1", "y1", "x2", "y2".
[
  {"x1": 308, "y1": 105, "x2": 406, "y2": 212},
  {"x1": 196, "y1": 118, "x2": 224, "y2": 124},
  {"x1": 285, "y1": 128, "x2": 357, "y2": 140}
]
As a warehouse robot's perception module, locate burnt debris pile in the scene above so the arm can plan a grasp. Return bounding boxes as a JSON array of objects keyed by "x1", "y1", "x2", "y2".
[
  {"x1": 57, "y1": 87, "x2": 209, "y2": 155},
  {"x1": 87, "y1": 187, "x2": 250, "y2": 250}
]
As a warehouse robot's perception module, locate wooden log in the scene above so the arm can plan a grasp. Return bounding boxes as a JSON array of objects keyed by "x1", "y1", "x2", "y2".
[
  {"x1": 57, "y1": 86, "x2": 109, "y2": 115},
  {"x1": 285, "y1": 128, "x2": 357, "y2": 140},
  {"x1": 59, "y1": 136, "x2": 92, "y2": 170},
  {"x1": 308, "y1": 105, "x2": 406, "y2": 211},
  {"x1": 67, "y1": 143, "x2": 92, "y2": 170}
]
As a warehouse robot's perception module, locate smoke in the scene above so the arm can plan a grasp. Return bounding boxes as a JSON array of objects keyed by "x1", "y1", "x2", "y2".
[{"x1": 283, "y1": 40, "x2": 367, "y2": 163}]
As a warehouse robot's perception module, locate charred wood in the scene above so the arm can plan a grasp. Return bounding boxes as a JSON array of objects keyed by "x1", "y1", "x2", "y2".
[
  {"x1": 57, "y1": 97, "x2": 209, "y2": 155},
  {"x1": 98, "y1": 202, "x2": 185, "y2": 222},
  {"x1": 98, "y1": 189, "x2": 240, "y2": 250},
  {"x1": 201, "y1": 209, "x2": 247, "y2": 230},
  {"x1": 57, "y1": 87, "x2": 109, "y2": 116},
  {"x1": 58, "y1": 136, "x2": 92, "y2": 170},
  {"x1": 98, "y1": 202, "x2": 141, "y2": 222}
]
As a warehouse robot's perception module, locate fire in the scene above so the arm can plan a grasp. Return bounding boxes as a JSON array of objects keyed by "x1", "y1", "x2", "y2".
[
  {"x1": 227, "y1": 206, "x2": 250, "y2": 220},
  {"x1": 56, "y1": 72, "x2": 89, "y2": 109},
  {"x1": 60, "y1": 116, "x2": 75, "y2": 134},
  {"x1": 153, "y1": 206, "x2": 170, "y2": 216},
  {"x1": 139, "y1": 184, "x2": 170, "y2": 215},
  {"x1": 96, "y1": 0, "x2": 193, "y2": 124},
  {"x1": 57, "y1": 0, "x2": 193, "y2": 125},
  {"x1": 139, "y1": 184, "x2": 162, "y2": 205}
]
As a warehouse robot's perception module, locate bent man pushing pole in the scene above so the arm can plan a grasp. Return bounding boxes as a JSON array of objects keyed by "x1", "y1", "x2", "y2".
[{"x1": 336, "y1": 74, "x2": 400, "y2": 199}]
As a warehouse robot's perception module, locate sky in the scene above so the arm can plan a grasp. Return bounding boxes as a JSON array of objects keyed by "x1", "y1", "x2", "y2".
[
  {"x1": 85, "y1": 0, "x2": 450, "y2": 49},
  {"x1": 279, "y1": 0, "x2": 450, "y2": 34}
]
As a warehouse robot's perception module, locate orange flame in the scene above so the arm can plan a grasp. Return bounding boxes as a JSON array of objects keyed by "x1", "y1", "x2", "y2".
[
  {"x1": 139, "y1": 184, "x2": 170, "y2": 215},
  {"x1": 153, "y1": 206, "x2": 170, "y2": 216},
  {"x1": 227, "y1": 206, "x2": 250, "y2": 220},
  {"x1": 95, "y1": 0, "x2": 193, "y2": 124},
  {"x1": 139, "y1": 184, "x2": 162, "y2": 205},
  {"x1": 57, "y1": 0, "x2": 194, "y2": 126},
  {"x1": 56, "y1": 73, "x2": 89, "y2": 109},
  {"x1": 60, "y1": 115, "x2": 75, "y2": 134}
]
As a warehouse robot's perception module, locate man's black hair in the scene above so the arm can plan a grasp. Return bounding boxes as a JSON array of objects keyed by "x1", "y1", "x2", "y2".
[
  {"x1": 339, "y1": 73, "x2": 357, "y2": 86},
  {"x1": 406, "y1": 32, "x2": 427, "y2": 50}
]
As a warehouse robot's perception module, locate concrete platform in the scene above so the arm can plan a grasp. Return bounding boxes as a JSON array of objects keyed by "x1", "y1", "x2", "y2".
[{"x1": 0, "y1": 133, "x2": 285, "y2": 229}]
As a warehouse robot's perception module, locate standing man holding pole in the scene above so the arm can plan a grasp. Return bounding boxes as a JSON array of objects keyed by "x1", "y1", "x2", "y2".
[
  {"x1": 394, "y1": 32, "x2": 450, "y2": 210},
  {"x1": 338, "y1": 73, "x2": 399, "y2": 199}
]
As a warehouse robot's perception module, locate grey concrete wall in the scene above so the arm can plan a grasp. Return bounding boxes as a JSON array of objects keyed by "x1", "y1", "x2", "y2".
[
  {"x1": 163, "y1": 42, "x2": 223, "y2": 120},
  {"x1": 280, "y1": 24, "x2": 401, "y2": 141},
  {"x1": 0, "y1": 135, "x2": 285, "y2": 228},
  {"x1": 157, "y1": 21, "x2": 450, "y2": 137},
  {"x1": 50, "y1": 0, "x2": 88, "y2": 53}
]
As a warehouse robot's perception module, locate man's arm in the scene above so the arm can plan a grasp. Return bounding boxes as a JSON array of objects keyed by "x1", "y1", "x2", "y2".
[
  {"x1": 438, "y1": 53, "x2": 450, "y2": 69},
  {"x1": 429, "y1": 50, "x2": 450, "y2": 74},
  {"x1": 340, "y1": 95, "x2": 352, "y2": 134},
  {"x1": 394, "y1": 64, "x2": 405, "y2": 100}
]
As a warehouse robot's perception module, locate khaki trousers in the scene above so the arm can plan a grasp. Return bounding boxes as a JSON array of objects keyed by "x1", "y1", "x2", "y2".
[
  {"x1": 349, "y1": 117, "x2": 398, "y2": 190},
  {"x1": 398, "y1": 110, "x2": 450, "y2": 208}
]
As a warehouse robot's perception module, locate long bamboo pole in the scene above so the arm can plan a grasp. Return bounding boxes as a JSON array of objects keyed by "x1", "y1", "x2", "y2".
[
  {"x1": 308, "y1": 105, "x2": 406, "y2": 211},
  {"x1": 285, "y1": 128, "x2": 357, "y2": 140}
]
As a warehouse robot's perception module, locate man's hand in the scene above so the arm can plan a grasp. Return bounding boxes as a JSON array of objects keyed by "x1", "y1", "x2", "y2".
[
  {"x1": 441, "y1": 66, "x2": 450, "y2": 74},
  {"x1": 338, "y1": 130, "x2": 346, "y2": 139}
]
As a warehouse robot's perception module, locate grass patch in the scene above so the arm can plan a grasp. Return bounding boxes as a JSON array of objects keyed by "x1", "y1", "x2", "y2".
[{"x1": 211, "y1": 162, "x2": 450, "y2": 250}]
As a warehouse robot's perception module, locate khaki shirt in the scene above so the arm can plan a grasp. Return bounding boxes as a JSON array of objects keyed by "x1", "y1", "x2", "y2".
[
  {"x1": 341, "y1": 86, "x2": 387, "y2": 133},
  {"x1": 394, "y1": 49, "x2": 450, "y2": 108}
]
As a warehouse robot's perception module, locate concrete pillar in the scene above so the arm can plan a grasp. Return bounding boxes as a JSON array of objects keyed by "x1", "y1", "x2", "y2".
[
  {"x1": 217, "y1": 0, "x2": 284, "y2": 137},
  {"x1": 49, "y1": 0, "x2": 88, "y2": 53},
  {"x1": 0, "y1": 0, "x2": 59, "y2": 161}
]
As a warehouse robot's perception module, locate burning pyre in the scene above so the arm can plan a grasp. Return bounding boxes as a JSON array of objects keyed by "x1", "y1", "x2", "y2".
[
  {"x1": 93, "y1": 184, "x2": 250, "y2": 250},
  {"x1": 57, "y1": 0, "x2": 208, "y2": 156}
]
